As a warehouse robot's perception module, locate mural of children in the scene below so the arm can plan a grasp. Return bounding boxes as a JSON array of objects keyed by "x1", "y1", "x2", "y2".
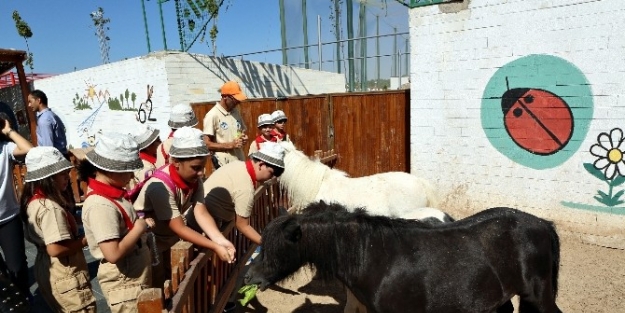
[
  {"x1": 248, "y1": 113, "x2": 275, "y2": 156},
  {"x1": 20, "y1": 147, "x2": 96, "y2": 312}
]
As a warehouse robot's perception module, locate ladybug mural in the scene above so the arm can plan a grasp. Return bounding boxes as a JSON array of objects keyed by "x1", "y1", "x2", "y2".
[{"x1": 501, "y1": 80, "x2": 574, "y2": 155}]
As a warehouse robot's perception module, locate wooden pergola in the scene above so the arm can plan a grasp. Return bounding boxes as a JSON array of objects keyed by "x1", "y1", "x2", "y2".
[{"x1": 0, "y1": 48, "x2": 37, "y2": 145}]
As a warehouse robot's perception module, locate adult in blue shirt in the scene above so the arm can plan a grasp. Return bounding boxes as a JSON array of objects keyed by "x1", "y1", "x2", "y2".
[{"x1": 27, "y1": 90, "x2": 68, "y2": 156}]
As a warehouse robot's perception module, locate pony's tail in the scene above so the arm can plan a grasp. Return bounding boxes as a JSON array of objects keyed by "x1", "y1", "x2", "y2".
[
  {"x1": 548, "y1": 222, "x2": 561, "y2": 298},
  {"x1": 420, "y1": 178, "x2": 441, "y2": 208}
]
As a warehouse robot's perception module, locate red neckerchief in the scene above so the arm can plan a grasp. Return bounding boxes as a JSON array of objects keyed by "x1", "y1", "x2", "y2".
[
  {"x1": 88, "y1": 178, "x2": 126, "y2": 199},
  {"x1": 139, "y1": 151, "x2": 157, "y2": 165},
  {"x1": 270, "y1": 129, "x2": 286, "y2": 141},
  {"x1": 168, "y1": 164, "x2": 197, "y2": 196},
  {"x1": 254, "y1": 135, "x2": 271, "y2": 150},
  {"x1": 29, "y1": 190, "x2": 78, "y2": 237},
  {"x1": 245, "y1": 160, "x2": 258, "y2": 187},
  {"x1": 168, "y1": 131, "x2": 175, "y2": 138}
]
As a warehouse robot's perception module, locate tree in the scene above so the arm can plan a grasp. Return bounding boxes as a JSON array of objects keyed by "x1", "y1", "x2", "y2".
[
  {"x1": 12, "y1": 11, "x2": 34, "y2": 72},
  {"x1": 90, "y1": 7, "x2": 111, "y2": 64}
]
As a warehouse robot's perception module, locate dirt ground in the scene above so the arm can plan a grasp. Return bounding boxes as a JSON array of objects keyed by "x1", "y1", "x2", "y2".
[{"x1": 236, "y1": 233, "x2": 625, "y2": 313}]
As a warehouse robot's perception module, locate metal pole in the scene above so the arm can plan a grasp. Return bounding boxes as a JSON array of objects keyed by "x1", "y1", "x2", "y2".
[
  {"x1": 317, "y1": 15, "x2": 322, "y2": 71},
  {"x1": 346, "y1": 0, "x2": 355, "y2": 92},
  {"x1": 158, "y1": 0, "x2": 168, "y2": 50},
  {"x1": 302, "y1": 0, "x2": 310, "y2": 69},
  {"x1": 359, "y1": 1, "x2": 366, "y2": 91},
  {"x1": 334, "y1": 0, "x2": 341, "y2": 74},
  {"x1": 405, "y1": 38, "x2": 409, "y2": 82},
  {"x1": 141, "y1": 0, "x2": 152, "y2": 52},
  {"x1": 376, "y1": 15, "x2": 380, "y2": 89},
  {"x1": 393, "y1": 27, "x2": 397, "y2": 77},
  {"x1": 279, "y1": 0, "x2": 288, "y2": 65},
  {"x1": 398, "y1": 49, "x2": 402, "y2": 88},
  {"x1": 175, "y1": 0, "x2": 184, "y2": 50}
]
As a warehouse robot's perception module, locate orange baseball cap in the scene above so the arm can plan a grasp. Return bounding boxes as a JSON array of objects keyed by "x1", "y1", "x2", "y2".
[{"x1": 220, "y1": 81, "x2": 247, "y2": 102}]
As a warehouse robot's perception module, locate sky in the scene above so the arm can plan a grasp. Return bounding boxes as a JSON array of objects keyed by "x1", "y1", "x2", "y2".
[{"x1": 1, "y1": 0, "x2": 283, "y2": 74}]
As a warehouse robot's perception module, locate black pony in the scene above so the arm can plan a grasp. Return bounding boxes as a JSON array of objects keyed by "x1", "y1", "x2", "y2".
[{"x1": 245, "y1": 202, "x2": 562, "y2": 313}]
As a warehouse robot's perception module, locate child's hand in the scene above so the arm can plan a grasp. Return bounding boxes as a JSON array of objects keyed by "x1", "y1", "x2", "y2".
[
  {"x1": 215, "y1": 245, "x2": 234, "y2": 263},
  {"x1": 144, "y1": 217, "x2": 156, "y2": 230}
]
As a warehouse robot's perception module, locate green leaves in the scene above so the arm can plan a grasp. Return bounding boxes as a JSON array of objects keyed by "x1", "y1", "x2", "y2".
[
  {"x1": 12, "y1": 11, "x2": 33, "y2": 38},
  {"x1": 238, "y1": 284, "x2": 259, "y2": 306},
  {"x1": 584, "y1": 163, "x2": 625, "y2": 207}
]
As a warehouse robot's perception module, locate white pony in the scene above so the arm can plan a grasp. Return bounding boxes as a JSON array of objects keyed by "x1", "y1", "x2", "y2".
[
  {"x1": 278, "y1": 141, "x2": 452, "y2": 222},
  {"x1": 277, "y1": 142, "x2": 453, "y2": 313}
]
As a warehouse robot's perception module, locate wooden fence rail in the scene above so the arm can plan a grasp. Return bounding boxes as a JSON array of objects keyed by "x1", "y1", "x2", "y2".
[{"x1": 136, "y1": 149, "x2": 336, "y2": 313}]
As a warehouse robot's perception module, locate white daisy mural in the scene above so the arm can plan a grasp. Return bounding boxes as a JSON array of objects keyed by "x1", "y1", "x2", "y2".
[{"x1": 585, "y1": 128, "x2": 625, "y2": 207}]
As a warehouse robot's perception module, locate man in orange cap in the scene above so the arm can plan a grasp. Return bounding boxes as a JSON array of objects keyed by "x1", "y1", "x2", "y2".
[{"x1": 203, "y1": 81, "x2": 249, "y2": 170}]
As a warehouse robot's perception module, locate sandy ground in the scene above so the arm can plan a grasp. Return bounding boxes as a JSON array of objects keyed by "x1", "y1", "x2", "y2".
[{"x1": 236, "y1": 234, "x2": 625, "y2": 313}]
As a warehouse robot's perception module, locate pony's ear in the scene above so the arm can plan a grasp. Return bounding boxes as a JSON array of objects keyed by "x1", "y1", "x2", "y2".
[{"x1": 282, "y1": 218, "x2": 302, "y2": 242}]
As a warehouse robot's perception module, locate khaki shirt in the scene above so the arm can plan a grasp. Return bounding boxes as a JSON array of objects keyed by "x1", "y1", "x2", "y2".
[
  {"x1": 203, "y1": 103, "x2": 246, "y2": 165},
  {"x1": 82, "y1": 189, "x2": 138, "y2": 260},
  {"x1": 133, "y1": 166, "x2": 205, "y2": 251},
  {"x1": 203, "y1": 161, "x2": 255, "y2": 218},
  {"x1": 26, "y1": 198, "x2": 96, "y2": 312},
  {"x1": 248, "y1": 136, "x2": 271, "y2": 156},
  {"x1": 25, "y1": 198, "x2": 75, "y2": 246},
  {"x1": 155, "y1": 137, "x2": 173, "y2": 167}
]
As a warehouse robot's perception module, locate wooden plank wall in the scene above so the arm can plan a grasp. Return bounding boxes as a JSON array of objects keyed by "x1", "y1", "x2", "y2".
[{"x1": 191, "y1": 90, "x2": 409, "y2": 177}]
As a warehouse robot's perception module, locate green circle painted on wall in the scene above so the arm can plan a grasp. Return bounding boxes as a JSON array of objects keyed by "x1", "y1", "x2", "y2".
[{"x1": 481, "y1": 54, "x2": 593, "y2": 169}]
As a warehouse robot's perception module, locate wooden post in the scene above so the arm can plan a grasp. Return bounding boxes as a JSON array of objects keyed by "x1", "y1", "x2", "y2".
[
  {"x1": 136, "y1": 288, "x2": 165, "y2": 313},
  {"x1": 14, "y1": 60, "x2": 37, "y2": 146}
]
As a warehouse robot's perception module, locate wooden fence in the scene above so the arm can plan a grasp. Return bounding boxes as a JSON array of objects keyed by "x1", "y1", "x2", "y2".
[
  {"x1": 136, "y1": 150, "x2": 337, "y2": 313},
  {"x1": 192, "y1": 89, "x2": 410, "y2": 177}
]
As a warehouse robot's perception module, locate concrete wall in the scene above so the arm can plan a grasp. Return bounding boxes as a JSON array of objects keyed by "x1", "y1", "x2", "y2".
[
  {"x1": 409, "y1": 0, "x2": 625, "y2": 248},
  {"x1": 33, "y1": 51, "x2": 344, "y2": 148}
]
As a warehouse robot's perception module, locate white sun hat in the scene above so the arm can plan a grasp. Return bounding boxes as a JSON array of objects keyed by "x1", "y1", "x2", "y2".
[
  {"x1": 24, "y1": 147, "x2": 73, "y2": 182},
  {"x1": 131, "y1": 124, "x2": 161, "y2": 151},
  {"x1": 86, "y1": 132, "x2": 143, "y2": 172},
  {"x1": 250, "y1": 141, "x2": 285, "y2": 168},
  {"x1": 271, "y1": 110, "x2": 287, "y2": 123},
  {"x1": 169, "y1": 126, "x2": 210, "y2": 158},
  {"x1": 168, "y1": 103, "x2": 198, "y2": 128},
  {"x1": 257, "y1": 114, "x2": 274, "y2": 128}
]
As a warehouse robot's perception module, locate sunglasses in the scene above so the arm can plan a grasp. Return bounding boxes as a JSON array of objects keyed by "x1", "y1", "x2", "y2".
[{"x1": 275, "y1": 120, "x2": 287, "y2": 124}]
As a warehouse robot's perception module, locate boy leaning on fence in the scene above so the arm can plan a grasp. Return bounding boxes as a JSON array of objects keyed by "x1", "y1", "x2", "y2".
[{"x1": 133, "y1": 127, "x2": 236, "y2": 289}]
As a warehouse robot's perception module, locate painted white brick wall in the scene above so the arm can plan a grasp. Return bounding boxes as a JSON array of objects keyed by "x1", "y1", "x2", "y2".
[
  {"x1": 33, "y1": 51, "x2": 344, "y2": 149},
  {"x1": 409, "y1": 0, "x2": 625, "y2": 248}
]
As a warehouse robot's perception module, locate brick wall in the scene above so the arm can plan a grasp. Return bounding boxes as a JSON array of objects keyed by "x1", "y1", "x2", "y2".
[{"x1": 409, "y1": 0, "x2": 625, "y2": 248}]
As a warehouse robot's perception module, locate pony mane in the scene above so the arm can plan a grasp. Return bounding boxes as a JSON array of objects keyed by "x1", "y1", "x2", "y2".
[{"x1": 279, "y1": 143, "x2": 335, "y2": 209}]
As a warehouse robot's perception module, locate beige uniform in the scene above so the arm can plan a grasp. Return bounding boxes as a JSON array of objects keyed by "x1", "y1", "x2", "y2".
[
  {"x1": 82, "y1": 190, "x2": 151, "y2": 313},
  {"x1": 203, "y1": 161, "x2": 255, "y2": 224},
  {"x1": 133, "y1": 166, "x2": 205, "y2": 287},
  {"x1": 155, "y1": 137, "x2": 174, "y2": 167},
  {"x1": 129, "y1": 158, "x2": 156, "y2": 189},
  {"x1": 25, "y1": 198, "x2": 96, "y2": 313},
  {"x1": 203, "y1": 104, "x2": 247, "y2": 166},
  {"x1": 247, "y1": 137, "x2": 271, "y2": 156}
]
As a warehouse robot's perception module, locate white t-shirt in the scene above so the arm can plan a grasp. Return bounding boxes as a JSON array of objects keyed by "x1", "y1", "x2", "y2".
[{"x1": 0, "y1": 141, "x2": 18, "y2": 224}]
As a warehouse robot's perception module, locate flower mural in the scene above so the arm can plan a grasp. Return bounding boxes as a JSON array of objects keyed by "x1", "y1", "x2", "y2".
[{"x1": 585, "y1": 128, "x2": 625, "y2": 207}]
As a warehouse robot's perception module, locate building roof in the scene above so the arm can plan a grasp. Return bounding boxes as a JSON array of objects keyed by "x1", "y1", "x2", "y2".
[{"x1": 0, "y1": 49, "x2": 27, "y2": 75}]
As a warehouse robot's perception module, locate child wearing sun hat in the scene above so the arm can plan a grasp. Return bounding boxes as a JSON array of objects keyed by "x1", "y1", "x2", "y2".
[
  {"x1": 20, "y1": 147, "x2": 96, "y2": 312},
  {"x1": 129, "y1": 124, "x2": 161, "y2": 189},
  {"x1": 248, "y1": 113, "x2": 275, "y2": 156},
  {"x1": 155, "y1": 104, "x2": 199, "y2": 167},
  {"x1": 270, "y1": 109, "x2": 291, "y2": 143},
  {"x1": 78, "y1": 132, "x2": 153, "y2": 313},
  {"x1": 133, "y1": 126, "x2": 236, "y2": 288}
]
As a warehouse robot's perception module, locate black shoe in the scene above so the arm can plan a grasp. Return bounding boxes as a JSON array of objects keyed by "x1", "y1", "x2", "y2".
[{"x1": 223, "y1": 301, "x2": 236, "y2": 313}]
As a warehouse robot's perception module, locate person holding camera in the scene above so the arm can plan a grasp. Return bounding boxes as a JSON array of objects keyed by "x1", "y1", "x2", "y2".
[{"x1": 0, "y1": 114, "x2": 33, "y2": 297}]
